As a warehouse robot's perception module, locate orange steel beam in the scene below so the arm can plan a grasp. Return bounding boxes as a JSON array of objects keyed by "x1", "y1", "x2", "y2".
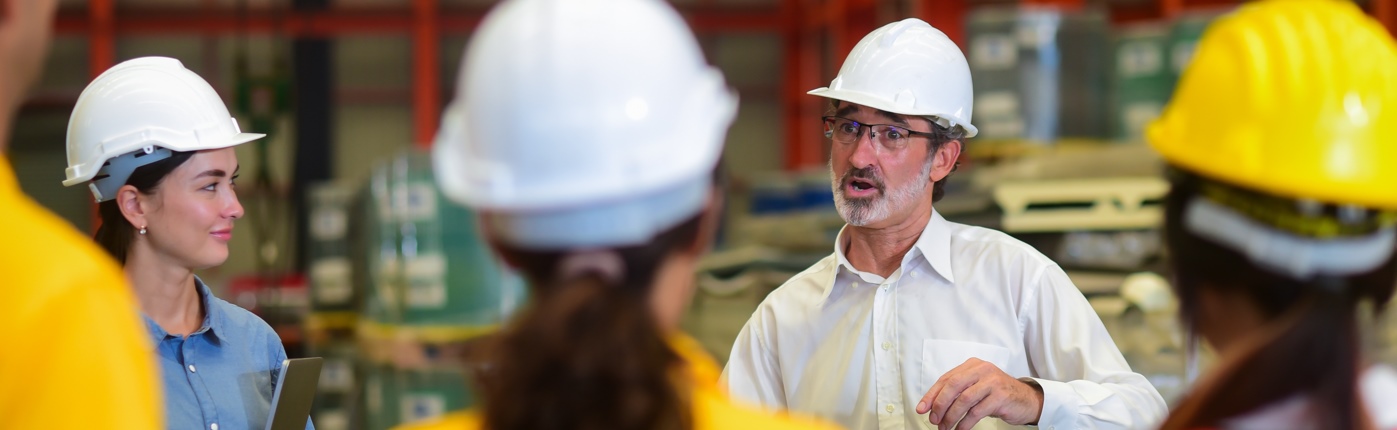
[
  {"x1": 1376, "y1": 0, "x2": 1396, "y2": 37},
  {"x1": 412, "y1": 0, "x2": 440, "y2": 149},
  {"x1": 918, "y1": 0, "x2": 967, "y2": 48},
  {"x1": 87, "y1": 0, "x2": 115, "y2": 234},
  {"x1": 783, "y1": 0, "x2": 824, "y2": 169},
  {"x1": 56, "y1": 7, "x2": 781, "y2": 36}
]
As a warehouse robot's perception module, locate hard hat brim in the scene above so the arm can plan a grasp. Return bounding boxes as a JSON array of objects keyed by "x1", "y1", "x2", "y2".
[
  {"x1": 60, "y1": 132, "x2": 267, "y2": 187},
  {"x1": 808, "y1": 87, "x2": 979, "y2": 138}
]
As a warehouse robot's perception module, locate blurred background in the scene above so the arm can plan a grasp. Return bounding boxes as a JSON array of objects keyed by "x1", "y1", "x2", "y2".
[{"x1": 11, "y1": 0, "x2": 1397, "y2": 429}]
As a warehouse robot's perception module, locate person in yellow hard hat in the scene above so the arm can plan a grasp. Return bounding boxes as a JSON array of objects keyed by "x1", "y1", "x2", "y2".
[
  {"x1": 1148, "y1": 0, "x2": 1397, "y2": 428},
  {"x1": 0, "y1": 0, "x2": 163, "y2": 428},
  {"x1": 394, "y1": 0, "x2": 843, "y2": 429}
]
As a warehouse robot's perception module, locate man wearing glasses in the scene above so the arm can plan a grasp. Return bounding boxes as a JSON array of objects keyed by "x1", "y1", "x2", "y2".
[{"x1": 722, "y1": 19, "x2": 1166, "y2": 430}]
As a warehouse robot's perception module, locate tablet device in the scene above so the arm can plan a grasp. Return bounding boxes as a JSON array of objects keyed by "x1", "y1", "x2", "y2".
[{"x1": 265, "y1": 357, "x2": 323, "y2": 430}]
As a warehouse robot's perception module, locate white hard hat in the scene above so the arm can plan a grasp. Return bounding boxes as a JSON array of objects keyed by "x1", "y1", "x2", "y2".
[
  {"x1": 809, "y1": 18, "x2": 978, "y2": 137},
  {"x1": 434, "y1": 0, "x2": 737, "y2": 249},
  {"x1": 63, "y1": 57, "x2": 264, "y2": 202}
]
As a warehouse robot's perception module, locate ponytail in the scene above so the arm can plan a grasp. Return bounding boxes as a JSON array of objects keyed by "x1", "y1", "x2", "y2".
[{"x1": 474, "y1": 215, "x2": 705, "y2": 430}]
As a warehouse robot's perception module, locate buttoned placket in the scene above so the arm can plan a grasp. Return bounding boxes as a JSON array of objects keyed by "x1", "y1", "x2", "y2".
[
  {"x1": 872, "y1": 272, "x2": 904, "y2": 430},
  {"x1": 179, "y1": 330, "x2": 221, "y2": 430}
]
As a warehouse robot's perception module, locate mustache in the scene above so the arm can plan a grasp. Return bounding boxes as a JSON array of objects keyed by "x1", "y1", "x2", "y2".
[{"x1": 840, "y1": 166, "x2": 886, "y2": 191}]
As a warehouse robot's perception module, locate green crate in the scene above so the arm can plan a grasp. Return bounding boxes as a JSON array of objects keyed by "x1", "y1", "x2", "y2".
[
  {"x1": 392, "y1": 150, "x2": 527, "y2": 328},
  {"x1": 308, "y1": 183, "x2": 359, "y2": 312},
  {"x1": 395, "y1": 368, "x2": 474, "y2": 426},
  {"x1": 1168, "y1": 10, "x2": 1231, "y2": 83}
]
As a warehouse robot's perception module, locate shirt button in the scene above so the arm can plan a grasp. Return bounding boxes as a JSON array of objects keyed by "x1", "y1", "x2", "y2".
[
  {"x1": 188, "y1": 365, "x2": 196, "y2": 373},
  {"x1": 881, "y1": 341, "x2": 892, "y2": 350},
  {"x1": 886, "y1": 404, "x2": 895, "y2": 413},
  {"x1": 850, "y1": 282, "x2": 858, "y2": 289},
  {"x1": 210, "y1": 424, "x2": 219, "y2": 430}
]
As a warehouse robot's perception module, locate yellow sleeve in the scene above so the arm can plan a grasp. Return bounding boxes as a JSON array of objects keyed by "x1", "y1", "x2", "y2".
[
  {"x1": 393, "y1": 410, "x2": 480, "y2": 430},
  {"x1": 0, "y1": 270, "x2": 163, "y2": 429}
]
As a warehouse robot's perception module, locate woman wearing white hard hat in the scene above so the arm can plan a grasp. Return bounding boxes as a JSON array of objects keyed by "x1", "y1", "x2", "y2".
[
  {"x1": 63, "y1": 57, "x2": 312, "y2": 430},
  {"x1": 395, "y1": 0, "x2": 842, "y2": 429}
]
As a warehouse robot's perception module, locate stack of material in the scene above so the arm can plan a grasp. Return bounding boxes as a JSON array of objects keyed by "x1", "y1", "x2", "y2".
[{"x1": 968, "y1": 7, "x2": 1110, "y2": 144}]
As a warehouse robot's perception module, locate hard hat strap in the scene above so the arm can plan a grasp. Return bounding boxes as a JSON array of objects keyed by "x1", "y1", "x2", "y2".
[
  {"x1": 1184, "y1": 196, "x2": 1397, "y2": 281},
  {"x1": 89, "y1": 146, "x2": 175, "y2": 203}
]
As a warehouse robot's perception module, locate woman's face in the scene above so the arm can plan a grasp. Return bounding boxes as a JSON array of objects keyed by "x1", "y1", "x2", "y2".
[{"x1": 141, "y1": 148, "x2": 243, "y2": 270}]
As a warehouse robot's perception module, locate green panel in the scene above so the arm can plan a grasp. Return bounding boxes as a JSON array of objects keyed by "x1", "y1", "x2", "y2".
[
  {"x1": 393, "y1": 150, "x2": 527, "y2": 327},
  {"x1": 308, "y1": 183, "x2": 359, "y2": 312},
  {"x1": 395, "y1": 368, "x2": 474, "y2": 426}
]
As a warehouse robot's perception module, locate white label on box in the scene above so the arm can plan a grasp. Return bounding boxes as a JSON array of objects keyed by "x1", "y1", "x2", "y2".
[
  {"x1": 318, "y1": 358, "x2": 356, "y2": 392},
  {"x1": 401, "y1": 394, "x2": 447, "y2": 422},
  {"x1": 1172, "y1": 41, "x2": 1198, "y2": 74},
  {"x1": 1118, "y1": 42, "x2": 1163, "y2": 78},
  {"x1": 315, "y1": 410, "x2": 349, "y2": 430},
  {"x1": 1016, "y1": 16, "x2": 1060, "y2": 48},
  {"x1": 310, "y1": 208, "x2": 349, "y2": 241},
  {"x1": 976, "y1": 92, "x2": 1020, "y2": 117},
  {"x1": 310, "y1": 258, "x2": 354, "y2": 305},
  {"x1": 980, "y1": 117, "x2": 1025, "y2": 139},
  {"x1": 394, "y1": 183, "x2": 438, "y2": 222},
  {"x1": 365, "y1": 377, "x2": 382, "y2": 414},
  {"x1": 377, "y1": 256, "x2": 400, "y2": 309},
  {"x1": 971, "y1": 35, "x2": 1017, "y2": 70},
  {"x1": 405, "y1": 253, "x2": 447, "y2": 309},
  {"x1": 1124, "y1": 102, "x2": 1164, "y2": 139}
]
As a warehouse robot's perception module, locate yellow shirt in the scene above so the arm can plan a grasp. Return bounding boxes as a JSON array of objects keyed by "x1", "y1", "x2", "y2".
[
  {"x1": 0, "y1": 156, "x2": 162, "y2": 429},
  {"x1": 395, "y1": 334, "x2": 842, "y2": 430}
]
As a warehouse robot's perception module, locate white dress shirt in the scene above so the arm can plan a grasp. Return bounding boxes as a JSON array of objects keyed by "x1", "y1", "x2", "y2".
[{"x1": 722, "y1": 210, "x2": 1167, "y2": 430}]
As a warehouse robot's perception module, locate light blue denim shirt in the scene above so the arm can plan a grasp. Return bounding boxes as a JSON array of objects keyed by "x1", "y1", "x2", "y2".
[{"x1": 144, "y1": 277, "x2": 314, "y2": 430}]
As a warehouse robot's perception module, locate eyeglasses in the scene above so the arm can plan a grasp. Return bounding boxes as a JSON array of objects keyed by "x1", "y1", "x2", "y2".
[{"x1": 822, "y1": 116, "x2": 936, "y2": 151}]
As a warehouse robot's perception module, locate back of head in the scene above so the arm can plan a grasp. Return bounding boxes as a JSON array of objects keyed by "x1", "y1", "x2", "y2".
[
  {"x1": 1149, "y1": 1, "x2": 1397, "y2": 427},
  {"x1": 433, "y1": 0, "x2": 736, "y2": 428}
]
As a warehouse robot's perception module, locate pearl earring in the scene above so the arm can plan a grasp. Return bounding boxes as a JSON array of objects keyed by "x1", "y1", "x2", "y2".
[{"x1": 139, "y1": 226, "x2": 148, "y2": 235}]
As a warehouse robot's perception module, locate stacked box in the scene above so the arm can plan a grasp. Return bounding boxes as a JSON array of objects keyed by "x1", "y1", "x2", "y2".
[
  {"x1": 308, "y1": 340, "x2": 358, "y2": 430},
  {"x1": 308, "y1": 183, "x2": 358, "y2": 312},
  {"x1": 968, "y1": 7, "x2": 1109, "y2": 143},
  {"x1": 1168, "y1": 11, "x2": 1229, "y2": 85},
  {"x1": 1110, "y1": 23, "x2": 1172, "y2": 142},
  {"x1": 390, "y1": 150, "x2": 527, "y2": 327}
]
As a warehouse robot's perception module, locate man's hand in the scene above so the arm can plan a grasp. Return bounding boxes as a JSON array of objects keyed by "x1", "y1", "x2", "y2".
[{"x1": 914, "y1": 358, "x2": 1044, "y2": 430}]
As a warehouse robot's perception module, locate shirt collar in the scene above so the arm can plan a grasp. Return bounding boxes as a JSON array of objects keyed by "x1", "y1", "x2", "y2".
[
  {"x1": 143, "y1": 276, "x2": 223, "y2": 343},
  {"x1": 824, "y1": 209, "x2": 956, "y2": 301}
]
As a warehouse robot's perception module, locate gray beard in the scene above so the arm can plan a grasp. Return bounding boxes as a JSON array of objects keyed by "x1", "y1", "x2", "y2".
[{"x1": 830, "y1": 158, "x2": 933, "y2": 226}]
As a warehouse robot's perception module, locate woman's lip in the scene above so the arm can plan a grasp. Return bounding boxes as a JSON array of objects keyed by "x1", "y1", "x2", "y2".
[{"x1": 211, "y1": 230, "x2": 233, "y2": 241}]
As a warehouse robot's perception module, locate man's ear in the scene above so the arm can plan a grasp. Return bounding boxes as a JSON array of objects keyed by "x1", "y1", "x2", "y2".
[{"x1": 929, "y1": 139, "x2": 963, "y2": 182}]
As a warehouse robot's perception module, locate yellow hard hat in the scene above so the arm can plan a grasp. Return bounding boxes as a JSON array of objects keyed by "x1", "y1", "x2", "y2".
[{"x1": 1148, "y1": 0, "x2": 1397, "y2": 210}]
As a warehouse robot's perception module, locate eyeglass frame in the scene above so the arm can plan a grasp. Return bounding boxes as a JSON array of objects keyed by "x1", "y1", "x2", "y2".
[{"x1": 821, "y1": 116, "x2": 939, "y2": 150}]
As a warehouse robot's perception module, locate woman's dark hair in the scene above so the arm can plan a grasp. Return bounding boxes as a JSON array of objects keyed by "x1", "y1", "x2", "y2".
[
  {"x1": 1158, "y1": 169, "x2": 1397, "y2": 430},
  {"x1": 93, "y1": 150, "x2": 194, "y2": 264},
  {"x1": 472, "y1": 170, "x2": 721, "y2": 430}
]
